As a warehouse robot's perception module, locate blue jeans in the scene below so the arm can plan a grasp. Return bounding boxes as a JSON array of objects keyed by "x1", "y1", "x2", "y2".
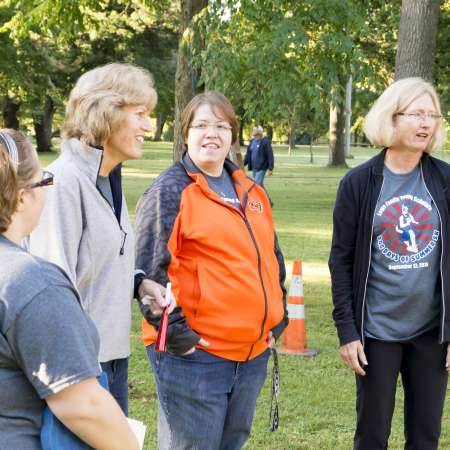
[
  {"x1": 147, "y1": 346, "x2": 270, "y2": 450},
  {"x1": 252, "y1": 169, "x2": 267, "y2": 186},
  {"x1": 100, "y1": 357, "x2": 129, "y2": 415}
]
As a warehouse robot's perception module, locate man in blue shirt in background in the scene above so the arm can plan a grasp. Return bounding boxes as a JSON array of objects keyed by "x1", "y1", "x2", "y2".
[{"x1": 244, "y1": 126, "x2": 274, "y2": 186}]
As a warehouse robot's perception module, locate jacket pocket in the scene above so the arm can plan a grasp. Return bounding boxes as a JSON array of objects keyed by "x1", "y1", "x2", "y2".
[{"x1": 193, "y1": 262, "x2": 206, "y2": 319}]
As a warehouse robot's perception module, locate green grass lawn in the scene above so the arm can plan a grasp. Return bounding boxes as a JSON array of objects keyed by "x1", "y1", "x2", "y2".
[{"x1": 39, "y1": 143, "x2": 450, "y2": 450}]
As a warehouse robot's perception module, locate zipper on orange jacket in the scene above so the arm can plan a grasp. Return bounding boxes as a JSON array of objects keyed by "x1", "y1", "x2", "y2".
[{"x1": 192, "y1": 174, "x2": 270, "y2": 361}]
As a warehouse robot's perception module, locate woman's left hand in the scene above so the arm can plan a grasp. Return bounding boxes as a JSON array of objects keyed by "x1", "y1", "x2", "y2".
[{"x1": 446, "y1": 343, "x2": 450, "y2": 371}]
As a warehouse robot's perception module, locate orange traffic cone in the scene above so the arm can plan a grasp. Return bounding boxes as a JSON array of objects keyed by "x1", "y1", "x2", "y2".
[{"x1": 279, "y1": 260, "x2": 319, "y2": 357}]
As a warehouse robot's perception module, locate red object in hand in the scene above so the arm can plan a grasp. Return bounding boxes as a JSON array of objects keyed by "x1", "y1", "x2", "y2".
[{"x1": 155, "y1": 306, "x2": 169, "y2": 352}]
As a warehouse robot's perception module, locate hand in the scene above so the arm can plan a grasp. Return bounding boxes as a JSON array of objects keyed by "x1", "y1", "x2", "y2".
[
  {"x1": 139, "y1": 279, "x2": 176, "y2": 316},
  {"x1": 339, "y1": 340, "x2": 367, "y2": 376},
  {"x1": 446, "y1": 343, "x2": 450, "y2": 371},
  {"x1": 267, "y1": 331, "x2": 275, "y2": 348},
  {"x1": 268, "y1": 170, "x2": 273, "y2": 176},
  {"x1": 182, "y1": 338, "x2": 210, "y2": 355}
]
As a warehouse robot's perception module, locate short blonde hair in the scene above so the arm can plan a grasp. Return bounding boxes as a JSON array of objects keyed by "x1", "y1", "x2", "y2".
[
  {"x1": 364, "y1": 77, "x2": 447, "y2": 152},
  {"x1": 64, "y1": 63, "x2": 158, "y2": 145}
]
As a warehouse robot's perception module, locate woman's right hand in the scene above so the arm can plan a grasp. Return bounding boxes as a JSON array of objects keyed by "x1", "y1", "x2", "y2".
[
  {"x1": 182, "y1": 338, "x2": 210, "y2": 355},
  {"x1": 46, "y1": 377, "x2": 139, "y2": 450},
  {"x1": 339, "y1": 340, "x2": 368, "y2": 376}
]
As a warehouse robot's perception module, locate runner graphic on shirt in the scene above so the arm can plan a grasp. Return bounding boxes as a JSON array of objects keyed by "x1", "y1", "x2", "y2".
[
  {"x1": 395, "y1": 204, "x2": 419, "y2": 253},
  {"x1": 375, "y1": 194, "x2": 439, "y2": 268}
]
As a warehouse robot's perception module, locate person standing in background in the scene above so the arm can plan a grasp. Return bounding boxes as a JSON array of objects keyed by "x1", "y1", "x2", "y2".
[{"x1": 244, "y1": 125, "x2": 274, "y2": 186}]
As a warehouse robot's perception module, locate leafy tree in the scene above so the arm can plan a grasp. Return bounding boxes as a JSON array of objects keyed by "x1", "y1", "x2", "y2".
[
  {"x1": 0, "y1": 6, "x2": 65, "y2": 149},
  {"x1": 436, "y1": 0, "x2": 450, "y2": 114},
  {"x1": 194, "y1": 0, "x2": 394, "y2": 166},
  {"x1": 1, "y1": 0, "x2": 178, "y2": 149}
]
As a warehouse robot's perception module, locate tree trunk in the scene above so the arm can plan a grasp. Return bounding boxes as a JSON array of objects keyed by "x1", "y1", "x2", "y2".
[
  {"x1": 395, "y1": 0, "x2": 441, "y2": 82},
  {"x1": 33, "y1": 96, "x2": 54, "y2": 152},
  {"x1": 173, "y1": 0, "x2": 208, "y2": 161},
  {"x1": 288, "y1": 126, "x2": 296, "y2": 156},
  {"x1": 228, "y1": 139, "x2": 244, "y2": 170},
  {"x1": 154, "y1": 115, "x2": 165, "y2": 141},
  {"x1": 328, "y1": 102, "x2": 347, "y2": 167},
  {"x1": 266, "y1": 125, "x2": 273, "y2": 143},
  {"x1": 239, "y1": 119, "x2": 245, "y2": 146},
  {"x1": 344, "y1": 75, "x2": 352, "y2": 158},
  {"x1": 2, "y1": 97, "x2": 20, "y2": 129}
]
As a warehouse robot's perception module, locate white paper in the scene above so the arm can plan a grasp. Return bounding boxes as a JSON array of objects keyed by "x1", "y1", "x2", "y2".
[{"x1": 127, "y1": 418, "x2": 146, "y2": 450}]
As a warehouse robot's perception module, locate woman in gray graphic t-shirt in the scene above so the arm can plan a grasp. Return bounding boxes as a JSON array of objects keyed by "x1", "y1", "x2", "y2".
[
  {"x1": 0, "y1": 129, "x2": 138, "y2": 450},
  {"x1": 329, "y1": 78, "x2": 449, "y2": 450}
]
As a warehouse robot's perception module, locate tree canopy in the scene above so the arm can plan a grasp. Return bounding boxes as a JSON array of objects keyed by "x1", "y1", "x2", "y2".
[{"x1": 0, "y1": 0, "x2": 448, "y2": 155}]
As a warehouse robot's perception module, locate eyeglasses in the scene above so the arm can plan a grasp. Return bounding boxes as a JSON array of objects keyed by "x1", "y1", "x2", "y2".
[
  {"x1": 189, "y1": 122, "x2": 232, "y2": 133},
  {"x1": 27, "y1": 171, "x2": 54, "y2": 189},
  {"x1": 396, "y1": 112, "x2": 443, "y2": 122}
]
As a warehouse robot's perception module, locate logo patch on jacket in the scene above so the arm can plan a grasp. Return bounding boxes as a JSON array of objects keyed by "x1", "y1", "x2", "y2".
[{"x1": 248, "y1": 200, "x2": 263, "y2": 213}]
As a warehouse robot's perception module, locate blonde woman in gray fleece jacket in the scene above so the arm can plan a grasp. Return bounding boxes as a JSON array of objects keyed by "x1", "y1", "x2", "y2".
[{"x1": 29, "y1": 63, "x2": 165, "y2": 415}]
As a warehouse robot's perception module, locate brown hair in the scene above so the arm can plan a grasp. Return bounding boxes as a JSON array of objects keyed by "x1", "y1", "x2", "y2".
[
  {"x1": 0, "y1": 129, "x2": 39, "y2": 233},
  {"x1": 181, "y1": 91, "x2": 239, "y2": 145},
  {"x1": 64, "y1": 63, "x2": 158, "y2": 145}
]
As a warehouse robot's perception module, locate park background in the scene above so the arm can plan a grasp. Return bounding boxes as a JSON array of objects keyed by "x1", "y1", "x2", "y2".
[{"x1": 2, "y1": 1, "x2": 450, "y2": 449}]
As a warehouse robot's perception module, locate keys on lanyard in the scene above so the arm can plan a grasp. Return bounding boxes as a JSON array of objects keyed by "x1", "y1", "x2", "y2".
[
  {"x1": 268, "y1": 347, "x2": 280, "y2": 432},
  {"x1": 155, "y1": 282, "x2": 173, "y2": 352}
]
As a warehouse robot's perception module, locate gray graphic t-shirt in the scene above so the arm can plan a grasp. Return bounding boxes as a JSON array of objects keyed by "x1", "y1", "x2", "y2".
[
  {"x1": 0, "y1": 236, "x2": 100, "y2": 449},
  {"x1": 204, "y1": 171, "x2": 240, "y2": 209},
  {"x1": 365, "y1": 165, "x2": 441, "y2": 341},
  {"x1": 183, "y1": 155, "x2": 240, "y2": 209}
]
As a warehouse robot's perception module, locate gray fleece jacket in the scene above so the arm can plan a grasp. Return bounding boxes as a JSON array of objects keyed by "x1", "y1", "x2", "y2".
[{"x1": 28, "y1": 138, "x2": 134, "y2": 362}]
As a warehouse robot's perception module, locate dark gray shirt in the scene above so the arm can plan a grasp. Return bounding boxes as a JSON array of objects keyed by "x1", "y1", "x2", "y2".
[
  {"x1": 0, "y1": 236, "x2": 100, "y2": 450},
  {"x1": 97, "y1": 174, "x2": 114, "y2": 210},
  {"x1": 365, "y1": 165, "x2": 441, "y2": 341},
  {"x1": 184, "y1": 154, "x2": 240, "y2": 209},
  {"x1": 204, "y1": 171, "x2": 240, "y2": 209}
]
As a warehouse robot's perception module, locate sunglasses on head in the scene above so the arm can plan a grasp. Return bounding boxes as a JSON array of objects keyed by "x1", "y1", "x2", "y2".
[{"x1": 27, "y1": 171, "x2": 54, "y2": 189}]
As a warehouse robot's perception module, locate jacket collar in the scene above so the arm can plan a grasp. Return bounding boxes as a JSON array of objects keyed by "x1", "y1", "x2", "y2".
[
  {"x1": 372, "y1": 148, "x2": 431, "y2": 176},
  {"x1": 62, "y1": 138, "x2": 104, "y2": 184},
  {"x1": 180, "y1": 151, "x2": 255, "y2": 191},
  {"x1": 61, "y1": 138, "x2": 123, "y2": 221}
]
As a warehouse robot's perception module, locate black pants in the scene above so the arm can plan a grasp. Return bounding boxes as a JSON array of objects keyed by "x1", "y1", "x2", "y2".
[{"x1": 354, "y1": 328, "x2": 448, "y2": 450}]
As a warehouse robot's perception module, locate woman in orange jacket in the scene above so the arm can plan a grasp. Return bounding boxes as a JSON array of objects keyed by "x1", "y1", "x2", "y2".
[{"x1": 135, "y1": 92, "x2": 288, "y2": 450}]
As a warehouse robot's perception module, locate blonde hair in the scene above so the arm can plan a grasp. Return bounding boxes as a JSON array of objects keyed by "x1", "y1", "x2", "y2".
[
  {"x1": 364, "y1": 77, "x2": 447, "y2": 152},
  {"x1": 0, "y1": 129, "x2": 39, "y2": 233},
  {"x1": 64, "y1": 63, "x2": 158, "y2": 145}
]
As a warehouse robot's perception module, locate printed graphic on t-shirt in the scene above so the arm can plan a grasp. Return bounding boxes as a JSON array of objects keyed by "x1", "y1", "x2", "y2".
[
  {"x1": 222, "y1": 196, "x2": 240, "y2": 206},
  {"x1": 375, "y1": 194, "x2": 439, "y2": 270}
]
